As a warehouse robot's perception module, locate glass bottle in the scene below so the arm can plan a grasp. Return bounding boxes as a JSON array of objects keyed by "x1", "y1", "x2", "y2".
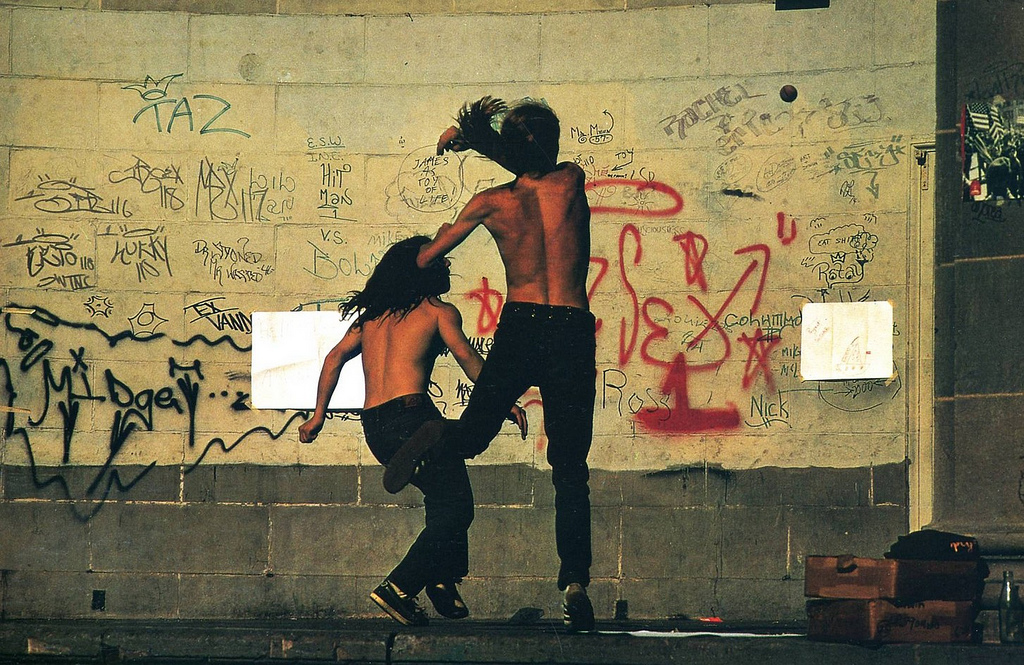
[{"x1": 999, "y1": 570, "x2": 1024, "y2": 643}]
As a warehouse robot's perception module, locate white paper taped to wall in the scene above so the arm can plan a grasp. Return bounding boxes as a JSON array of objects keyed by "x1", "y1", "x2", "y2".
[
  {"x1": 799, "y1": 301, "x2": 894, "y2": 381},
  {"x1": 250, "y1": 312, "x2": 365, "y2": 410}
]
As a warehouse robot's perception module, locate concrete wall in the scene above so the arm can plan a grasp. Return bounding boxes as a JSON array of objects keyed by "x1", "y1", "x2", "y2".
[
  {"x1": 932, "y1": 0, "x2": 1024, "y2": 559},
  {"x1": 0, "y1": 0, "x2": 935, "y2": 621}
]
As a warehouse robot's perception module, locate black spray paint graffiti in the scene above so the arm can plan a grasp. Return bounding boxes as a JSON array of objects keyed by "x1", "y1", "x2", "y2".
[
  {"x1": 84, "y1": 295, "x2": 113, "y2": 318},
  {"x1": 802, "y1": 223, "x2": 878, "y2": 289},
  {"x1": 16, "y1": 175, "x2": 132, "y2": 218},
  {"x1": 319, "y1": 162, "x2": 355, "y2": 221},
  {"x1": 195, "y1": 157, "x2": 295, "y2": 222},
  {"x1": 108, "y1": 156, "x2": 186, "y2": 211},
  {"x1": 1, "y1": 307, "x2": 297, "y2": 522},
  {"x1": 302, "y1": 233, "x2": 388, "y2": 281},
  {"x1": 806, "y1": 135, "x2": 905, "y2": 200},
  {"x1": 185, "y1": 296, "x2": 252, "y2": 334},
  {"x1": 1, "y1": 228, "x2": 96, "y2": 291},
  {"x1": 385, "y1": 146, "x2": 465, "y2": 216},
  {"x1": 573, "y1": 148, "x2": 655, "y2": 183},
  {"x1": 305, "y1": 135, "x2": 347, "y2": 164},
  {"x1": 666, "y1": 90, "x2": 885, "y2": 155},
  {"x1": 659, "y1": 84, "x2": 759, "y2": 140},
  {"x1": 713, "y1": 136, "x2": 903, "y2": 208},
  {"x1": 817, "y1": 373, "x2": 902, "y2": 412},
  {"x1": 965, "y1": 61, "x2": 1024, "y2": 103},
  {"x1": 569, "y1": 110, "x2": 615, "y2": 145},
  {"x1": 192, "y1": 236, "x2": 274, "y2": 286},
  {"x1": 123, "y1": 73, "x2": 251, "y2": 138},
  {"x1": 100, "y1": 224, "x2": 172, "y2": 283},
  {"x1": 6, "y1": 302, "x2": 250, "y2": 353},
  {"x1": 127, "y1": 303, "x2": 168, "y2": 337}
]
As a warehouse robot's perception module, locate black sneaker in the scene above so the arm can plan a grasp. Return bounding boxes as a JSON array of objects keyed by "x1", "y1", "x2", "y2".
[
  {"x1": 425, "y1": 582, "x2": 469, "y2": 619},
  {"x1": 562, "y1": 583, "x2": 595, "y2": 633},
  {"x1": 383, "y1": 420, "x2": 445, "y2": 494},
  {"x1": 370, "y1": 580, "x2": 428, "y2": 626}
]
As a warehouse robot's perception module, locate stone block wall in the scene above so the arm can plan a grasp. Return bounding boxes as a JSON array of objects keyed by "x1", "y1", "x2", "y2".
[{"x1": 0, "y1": 0, "x2": 934, "y2": 621}]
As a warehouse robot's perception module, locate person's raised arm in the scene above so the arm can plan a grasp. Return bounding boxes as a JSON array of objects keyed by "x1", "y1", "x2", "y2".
[
  {"x1": 436, "y1": 96, "x2": 521, "y2": 175},
  {"x1": 437, "y1": 303, "x2": 484, "y2": 381},
  {"x1": 298, "y1": 326, "x2": 362, "y2": 443},
  {"x1": 436, "y1": 303, "x2": 527, "y2": 439},
  {"x1": 416, "y1": 193, "x2": 493, "y2": 269}
]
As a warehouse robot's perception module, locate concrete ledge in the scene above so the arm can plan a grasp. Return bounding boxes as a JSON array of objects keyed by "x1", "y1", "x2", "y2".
[
  {"x1": 1, "y1": 620, "x2": 1024, "y2": 664},
  {"x1": 391, "y1": 627, "x2": 1024, "y2": 665}
]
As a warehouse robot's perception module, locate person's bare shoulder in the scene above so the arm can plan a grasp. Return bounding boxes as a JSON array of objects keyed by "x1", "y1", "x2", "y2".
[
  {"x1": 460, "y1": 182, "x2": 513, "y2": 217},
  {"x1": 427, "y1": 298, "x2": 467, "y2": 341},
  {"x1": 478, "y1": 179, "x2": 517, "y2": 199},
  {"x1": 426, "y1": 297, "x2": 461, "y2": 321},
  {"x1": 556, "y1": 162, "x2": 587, "y2": 182}
]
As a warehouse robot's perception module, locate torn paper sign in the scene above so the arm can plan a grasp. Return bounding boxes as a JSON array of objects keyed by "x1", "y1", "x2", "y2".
[
  {"x1": 250, "y1": 311, "x2": 365, "y2": 410},
  {"x1": 800, "y1": 301, "x2": 894, "y2": 381}
]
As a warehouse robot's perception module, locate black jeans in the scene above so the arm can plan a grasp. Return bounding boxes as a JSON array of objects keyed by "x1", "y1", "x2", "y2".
[
  {"x1": 454, "y1": 302, "x2": 597, "y2": 590},
  {"x1": 361, "y1": 394, "x2": 474, "y2": 597}
]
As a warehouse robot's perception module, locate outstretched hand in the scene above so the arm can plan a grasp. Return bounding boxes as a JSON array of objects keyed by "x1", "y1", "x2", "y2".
[
  {"x1": 298, "y1": 415, "x2": 324, "y2": 444},
  {"x1": 437, "y1": 126, "x2": 465, "y2": 155},
  {"x1": 507, "y1": 404, "x2": 528, "y2": 440}
]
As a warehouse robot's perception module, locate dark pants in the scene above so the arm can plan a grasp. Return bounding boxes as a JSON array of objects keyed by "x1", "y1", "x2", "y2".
[
  {"x1": 454, "y1": 302, "x2": 597, "y2": 590},
  {"x1": 361, "y1": 394, "x2": 474, "y2": 597}
]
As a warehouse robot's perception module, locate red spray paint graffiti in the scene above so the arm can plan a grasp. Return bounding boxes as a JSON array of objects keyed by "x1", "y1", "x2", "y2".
[
  {"x1": 635, "y1": 352, "x2": 740, "y2": 433},
  {"x1": 738, "y1": 328, "x2": 782, "y2": 391},
  {"x1": 466, "y1": 277, "x2": 504, "y2": 335},
  {"x1": 618, "y1": 224, "x2": 642, "y2": 366},
  {"x1": 606, "y1": 226, "x2": 775, "y2": 433},
  {"x1": 545, "y1": 194, "x2": 789, "y2": 434},
  {"x1": 776, "y1": 212, "x2": 797, "y2": 246},
  {"x1": 673, "y1": 232, "x2": 709, "y2": 291},
  {"x1": 687, "y1": 244, "x2": 770, "y2": 351}
]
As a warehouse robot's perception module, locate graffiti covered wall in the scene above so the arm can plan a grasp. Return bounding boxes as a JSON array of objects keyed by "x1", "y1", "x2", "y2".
[{"x1": 0, "y1": 1, "x2": 935, "y2": 621}]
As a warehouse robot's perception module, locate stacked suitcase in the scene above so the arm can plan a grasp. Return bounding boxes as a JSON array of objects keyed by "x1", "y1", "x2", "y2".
[{"x1": 804, "y1": 532, "x2": 988, "y2": 644}]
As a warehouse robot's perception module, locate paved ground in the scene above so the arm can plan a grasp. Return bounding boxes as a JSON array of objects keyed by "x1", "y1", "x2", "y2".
[{"x1": 1, "y1": 617, "x2": 1023, "y2": 664}]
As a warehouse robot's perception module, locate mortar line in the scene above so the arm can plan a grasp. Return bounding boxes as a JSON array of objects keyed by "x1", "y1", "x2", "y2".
[
  {"x1": 954, "y1": 253, "x2": 1024, "y2": 264},
  {"x1": 940, "y1": 391, "x2": 1024, "y2": 400},
  {"x1": 185, "y1": 13, "x2": 192, "y2": 84},
  {"x1": 266, "y1": 505, "x2": 274, "y2": 576},
  {"x1": 868, "y1": 465, "x2": 875, "y2": 505},
  {"x1": 785, "y1": 525, "x2": 792, "y2": 580},
  {"x1": 535, "y1": 14, "x2": 542, "y2": 80},
  {"x1": 6, "y1": 7, "x2": 12, "y2": 76}
]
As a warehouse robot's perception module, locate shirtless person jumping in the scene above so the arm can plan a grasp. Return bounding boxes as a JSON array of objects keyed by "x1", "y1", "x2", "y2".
[
  {"x1": 298, "y1": 236, "x2": 526, "y2": 626},
  {"x1": 385, "y1": 97, "x2": 597, "y2": 632}
]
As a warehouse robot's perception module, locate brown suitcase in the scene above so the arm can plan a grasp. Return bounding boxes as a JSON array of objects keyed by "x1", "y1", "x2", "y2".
[
  {"x1": 807, "y1": 598, "x2": 977, "y2": 643},
  {"x1": 804, "y1": 555, "x2": 984, "y2": 601}
]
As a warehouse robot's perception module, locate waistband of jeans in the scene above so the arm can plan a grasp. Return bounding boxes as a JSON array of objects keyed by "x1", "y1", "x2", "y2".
[
  {"x1": 360, "y1": 393, "x2": 429, "y2": 418},
  {"x1": 502, "y1": 302, "x2": 595, "y2": 324}
]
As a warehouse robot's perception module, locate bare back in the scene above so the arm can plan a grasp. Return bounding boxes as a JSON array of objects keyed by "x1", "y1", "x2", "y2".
[
  {"x1": 358, "y1": 301, "x2": 444, "y2": 409},
  {"x1": 479, "y1": 163, "x2": 591, "y2": 309}
]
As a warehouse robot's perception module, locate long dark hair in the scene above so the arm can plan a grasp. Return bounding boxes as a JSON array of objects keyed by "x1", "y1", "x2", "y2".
[
  {"x1": 453, "y1": 96, "x2": 560, "y2": 174},
  {"x1": 340, "y1": 235, "x2": 449, "y2": 328}
]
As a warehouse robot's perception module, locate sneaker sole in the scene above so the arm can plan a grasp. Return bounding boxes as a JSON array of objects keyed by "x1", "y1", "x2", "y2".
[
  {"x1": 370, "y1": 589, "x2": 418, "y2": 626},
  {"x1": 383, "y1": 420, "x2": 444, "y2": 494}
]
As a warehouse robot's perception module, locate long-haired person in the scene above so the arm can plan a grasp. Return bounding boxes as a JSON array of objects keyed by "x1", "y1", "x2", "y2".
[{"x1": 299, "y1": 236, "x2": 526, "y2": 626}]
